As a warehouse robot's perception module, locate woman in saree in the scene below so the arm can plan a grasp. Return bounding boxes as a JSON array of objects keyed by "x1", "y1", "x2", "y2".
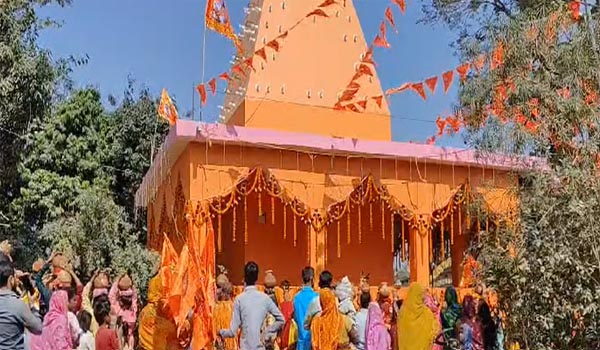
[
  {"x1": 365, "y1": 303, "x2": 391, "y2": 350},
  {"x1": 30, "y1": 290, "x2": 73, "y2": 350},
  {"x1": 311, "y1": 289, "x2": 358, "y2": 350},
  {"x1": 459, "y1": 295, "x2": 483, "y2": 350},
  {"x1": 441, "y1": 286, "x2": 462, "y2": 339},
  {"x1": 424, "y1": 291, "x2": 443, "y2": 350},
  {"x1": 396, "y1": 283, "x2": 440, "y2": 350}
]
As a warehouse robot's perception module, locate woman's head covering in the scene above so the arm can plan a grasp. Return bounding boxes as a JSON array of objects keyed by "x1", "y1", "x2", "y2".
[
  {"x1": 335, "y1": 276, "x2": 353, "y2": 301},
  {"x1": 311, "y1": 289, "x2": 343, "y2": 350},
  {"x1": 462, "y1": 295, "x2": 477, "y2": 319},
  {"x1": 31, "y1": 290, "x2": 72, "y2": 350},
  {"x1": 147, "y1": 275, "x2": 163, "y2": 304},
  {"x1": 441, "y1": 286, "x2": 462, "y2": 330},
  {"x1": 366, "y1": 303, "x2": 391, "y2": 350},
  {"x1": 424, "y1": 292, "x2": 440, "y2": 316},
  {"x1": 397, "y1": 283, "x2": 440, "y2": 350}
]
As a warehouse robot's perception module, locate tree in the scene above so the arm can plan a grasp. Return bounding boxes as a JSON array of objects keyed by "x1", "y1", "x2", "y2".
[
  {"x1": 0, "y1": 0, "x2": 72, "y2": 236},
  {"x1": 435, "y1": 2, "x2": 600, "y2": 349}
]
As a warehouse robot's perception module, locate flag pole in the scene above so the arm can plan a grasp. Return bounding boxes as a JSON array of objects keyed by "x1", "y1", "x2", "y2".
[{"x1": 200, "y1": 0, "x2": 208, "y2": 121}]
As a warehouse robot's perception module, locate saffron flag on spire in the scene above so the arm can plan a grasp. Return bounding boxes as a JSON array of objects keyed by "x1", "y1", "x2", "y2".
[
  {"x1": 205, "y1": 0, "x2": 242, "y2": 52},
  {"x1": 158, "y1": 89, "x2": 178, "y2": 125}
]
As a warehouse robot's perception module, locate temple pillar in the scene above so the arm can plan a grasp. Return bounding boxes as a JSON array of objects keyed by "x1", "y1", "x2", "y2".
[{"x1": 409, "y1": 222, "x2": 431, "y2": 286}]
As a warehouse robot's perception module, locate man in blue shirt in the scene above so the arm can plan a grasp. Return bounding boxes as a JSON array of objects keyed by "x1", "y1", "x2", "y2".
[{"x1": 293, "y1": 267, "x2": 318, "y2": 350}]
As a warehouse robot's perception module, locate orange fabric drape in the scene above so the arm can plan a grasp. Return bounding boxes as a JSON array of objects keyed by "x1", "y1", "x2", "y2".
[
  {"x1": 214, "y1": 301, "x2": 237, "y2": 350},
  {"x1": 159, "y1": 234, "x2": 179, "y2": 299},
  {"x1": 311, "y1": 289, "x2": 343, "y2": 350}
]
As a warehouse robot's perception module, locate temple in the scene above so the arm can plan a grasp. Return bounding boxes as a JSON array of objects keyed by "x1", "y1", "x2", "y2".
[{"x1": 135, "y1": 0, "x2": 524, "y2": 290}]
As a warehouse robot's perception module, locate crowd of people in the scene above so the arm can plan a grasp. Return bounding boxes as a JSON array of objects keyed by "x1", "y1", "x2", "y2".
[
  {"x1": 0, "y1": 246, "x2": 138, "y2": 350},
  {"x1": 214, "y1": 262, "x2": 504, "y2": 350},
  {"x1": 0, "y1": 240, "x2": 504, "y2": 350}
]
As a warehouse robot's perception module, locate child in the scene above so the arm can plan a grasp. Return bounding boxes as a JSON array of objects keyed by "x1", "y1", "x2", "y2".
[
  {"x1": 77, "y1": 310, "x2": 95, "y2": 350},
  {"x1": 109, "y1": 274, "x2": 137, "y2": 350},
  {"x1": 68, "y1": 287, "x2": 83, "y2": 348},
  {"x1": 94, "y1": 299, "x2": 118, "y2": 350},
  {"x1": 115, "y1": 317, "x2": 131, "y2": 350}
]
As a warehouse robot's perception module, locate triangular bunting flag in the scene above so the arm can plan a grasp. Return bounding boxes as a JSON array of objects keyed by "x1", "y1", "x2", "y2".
[
  {"x1": 456, "y1": 62, "x2": 471, "y2": 81},
  {"x1": 266, "y1": 39, "x2": 280, "y2": 52},
  {"x1": 385, "y1": 83, "x2": 410, "y2": 95},
  {"x1": 306, "y1": 9, "x2": 329, "y2": 17},
  {"x1": 348, "y1": 81, "x2": 361, "y2": 90},
  {"x1": 446, "y1": 116, "x2": 461, "y2": 133},
  {"x1": 357, "y1": 100, "x2": 368, "y2": 109},
  {"x1": 362, "y1": 47, "x2": 376, "y2": 65},
  {"x1": 393, "y1": 0, "x2": 406, "y2": 14},
  {"x1": 426, "y1": 136, "x2": 436, "y2": 145},
  {"x1": 357, "y1": 64, "x2": 374, "y2": 77},
  {"x1": 372, "y1": 95, "x2": 383, "y2": 108},
  {"x1": 219, "y1": 72, "x2": 230, "y2": 81},
  {"x1": 196, "y1": 84, "x2": 207, "y2": 106},
  {"x1": 333, "y1": 102, "x2": 344, "y2": 110},
  {"x1": 373, "y1": 34, "x2": 390, "y2": 48},
  {"x1": 569, "y1": 1, "x2": 581, "y2": 21},
  {"x1": 385, "y1": 7, "x2": 397, "y2": 32},
  {"x1": 340, "y1": 89, "x2": 359, "y2": 102},
  {"x1": 410, "y1": 82, "x2": 427, "y2": 100},
  {"x1": 442, "y1": 70, "x2": 454, "y2": 94},
  {"x1": 425, "y1": 76, "x2": 438, "y2": 94},
  {"x1": 345, "y1": 104, "x2": 360, "y2": 112},
  {"x1": 243, "y1": 56, "x2": 255, "y2": 71},
  {"x1": 231, "y1": 64, "x2": 245, "y2": 76},
  {"x1": 208, "y1": 78, "x2": 217, "y2": 95},
  {"x1": 256, "y1": 48, "x2": 267, "y2": 61}
]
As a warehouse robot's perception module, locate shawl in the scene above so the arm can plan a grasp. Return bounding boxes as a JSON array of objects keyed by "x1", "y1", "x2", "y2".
[
  {"x1": 396, "y1": 283, "x2": 439, "y2": 350},
  {"x1": 366, "y1": 303, "x2": 391, "y2": 350},
  {"x1": 139, "y1": 276, "x2": 182, "y2": 350},
  {"x1": 31, "y1": 290, "x2": 72, "y2": 350},
  {"x1": 424, "y1": 293, "x2": 442, "y2": 350},
  {"x1": 441, "y1": 286, "x2": 462, "y2": 334},
  {"x1": 311, "y1": 289, "x2": 343, "y2": 350}
]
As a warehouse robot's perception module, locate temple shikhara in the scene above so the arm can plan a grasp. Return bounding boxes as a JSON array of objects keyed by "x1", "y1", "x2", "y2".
[{"x1": 136, "y1": 0, "x2": 520, "y2": 293}]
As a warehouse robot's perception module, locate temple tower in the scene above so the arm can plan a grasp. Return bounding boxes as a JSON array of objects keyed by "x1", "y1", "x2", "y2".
[{"x1": 222, "y1": 0, "x2": 392, "y2": 141}]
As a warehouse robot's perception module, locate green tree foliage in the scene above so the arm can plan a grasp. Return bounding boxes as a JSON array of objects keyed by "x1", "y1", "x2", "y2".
[
  {"x1": 431, "y1": 2, "x2": 600, "y2": 348},
  {"x1": 0, "y1": 0, "x2": 71, "y2": 232}
]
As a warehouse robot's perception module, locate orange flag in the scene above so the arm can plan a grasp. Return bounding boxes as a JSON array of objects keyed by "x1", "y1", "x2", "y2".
[
  {"x1": 340, "y1": 89, "x2": 359, "y2": 102},
  {"x1": 348, "y1": 81, "x2": 361, "y2": 90},
  {"x1": 362, "y1": 47, "x2": 375, "y2": 65},
  {"x1": 345, "y1": 104, "x2": 360, "y2": 112},
  {"x1": 266, "y1": 39, "x2": 280, "y2": 52},
  {"x1": 243, "y1": 57, "x2": 255, "y2": 71},
  {"x1": 385, "y1": 7, "x2": 397, "y2": 32},
  {"x1": 410, "y1": 82, "x2": 427, "y2": 100},
  {"x1": 373, "y1": 35, "x2": 390, "y2": 48},
  {"x1": 159, "y1": 233, "x2": 178, "y2": 297},
  {"x1": 425, "y1": 76, "x2": 438, "y2": 94},
  {"x1": 208, "y1": 78, "x2": 217, "y2": 95},
  {"x1": 158, "y1": 89, "x2": 178, "y2": 125},
  {"x1": 456, "y1": 62, "x2": 471, "y2": 81},
  {"x1": 196, "y1": 84, "x2": 207, "y2": 106},
  {"x1": 318, "y1": 0, "x2": 337, "y2": 7},
  {"x1": 393, "y1": 0, "x2": 406, "y2": 14},
  {"x1": 436, "y1": 116, "x2": 447, "y2": 136},
  {"x1": 372, "y1": 95, "x2": 383, "y2": 108},
  {"x1": 426, "y1": 136, "x2": 436, "y2": 145},
  {"x1": 231, "y1": 64, "x2": 245, "y2": 76},
  {"x1": 358, "y1": 63, "x2": 374, "y2": 77},
  {"x1": 205, "y1": 0, "x2": 242, "y2": 53},
  {"x1": 446, "y1": 116, "x2": 461, "y2": 133},
  {"x1": 256, "y1": 48, "x2": 267, "y2": 61},
  {"x1": 306, "y1": 9, "x2": 329, "y2": 17},
  {"x1": 219, "y1": 72, "x2": 230, "y2": 81},
  {"x1": 569, "y1": 1, "x2": 581, "y2": 21},
  {"x1": 356, "y1": 100, "x2": 368, "y2": 109},
  {"x1": 442, "y1": 70, "x2": 454, "y2": 94},
  {"x1": 168, "y1": 244, "x2": 189, "y2": 328}
]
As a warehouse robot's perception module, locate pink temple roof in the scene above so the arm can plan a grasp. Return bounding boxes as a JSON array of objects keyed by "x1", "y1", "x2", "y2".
[{"x1": 134, "y1": 120, "x2": 543, "y2": 207}]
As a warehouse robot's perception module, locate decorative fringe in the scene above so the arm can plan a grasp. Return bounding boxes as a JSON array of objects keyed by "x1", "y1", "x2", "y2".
[
  {"x1": 429, "y1": 225, "x2": 433, "y2": 262},
  {"x1": 390, "y1": 213, "x2": 394, "y2": 253},
  {"x1": 218, "y1": 212, "x2": 222, "y2": 253},
  {"x1": 369, "y1": 202, "x2": 373, "y2": 231},
  {"x1": 381, "y1": 203, "x2": 385, "y2": 240},
  {"x1": 232, "y1": 205, "x2": 237, "y2": 243},
  {"x1": 283, "y1": 205, "x2": 287, "y2": 240},
  {"x1": 358, "y1": 203, "x2": 362, "y2": 244},
  {"x1": 450, "y1": 210, "x2": 454, "y2": 245},
  {"x1": 244, "y1": 196, "x2": 248, "y2": 244},
  {"x1": 458, "y1": 206, "x2": 462, "y2": 236},
  {"x1": 293, "y1": 214, "x2": 297, "y2": 247},
  {"x1": 440, "y1": 219, "x2": 445, "y2": 260},
  {"x1": 258, "y1": 192, "x2": 262, "y2": 216},
  {"x1": 401, "y1": 218, "x2": 405, "y2": 260},
  {"x1": 306, "y1": 223, "x2": 310, "y2": 264},
  {"x1": 271, "y1": 196, "x2": 275, "y2": 224},
  {"x1": 337, "y1": 221, "x2": 341, "y2": 258},
  {"x1": 347, "y1": 205, "x2": 351, "y2": 244}
]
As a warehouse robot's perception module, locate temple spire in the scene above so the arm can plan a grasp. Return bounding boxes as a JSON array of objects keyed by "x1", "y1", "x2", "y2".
[{"x1": 223, "y1": 0, "x2": 392, "y2": 141}]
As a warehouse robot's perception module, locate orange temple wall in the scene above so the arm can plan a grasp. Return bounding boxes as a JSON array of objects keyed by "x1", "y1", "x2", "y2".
[{"x1": 147, "y1": 140, "x2": 515, "y2": 287}]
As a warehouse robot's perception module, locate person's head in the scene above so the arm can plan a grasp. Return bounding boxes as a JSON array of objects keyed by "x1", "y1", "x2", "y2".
[
  {"x1": 301, "y1": 266, "x2": 314, "y2": 286},
  {"x1": 395, "y1": 299, "x2": 403, "y2": 310},
  {"x1": 462, "y1": 295, "x2": 476, "y2": 319},
  {"x1": 244, "y1": 261, "x2": 259, "y2": 286},
  {"x1": 281, "y1": 280, "x2": 292, "y2": 301},
  {"x1": 118, "y1": 293, "x2": 133, "y2": 310},
  {"x1": 78, "y1": 310, "x2": 92, "y2": 333},
  {"x1": 360, "y1": 291, "x2": 371, "y2": 309},
  {"x1": 67, "y1": 286, "x2": 78, "y2": 312},
  {"x1": 318, "y1": 270, "x2": 333, "y2": 289},
  {"x1": 93, "y1": 298, "x2": 112, "y2": 326},
  {"x1": 0, "y1": 261, "x2": 15, "y2": 290}
]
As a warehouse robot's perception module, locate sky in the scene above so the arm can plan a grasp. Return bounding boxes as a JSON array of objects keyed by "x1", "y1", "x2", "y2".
[{"x1": 38, "y1": 0, "x2": 464, "y2": 146}]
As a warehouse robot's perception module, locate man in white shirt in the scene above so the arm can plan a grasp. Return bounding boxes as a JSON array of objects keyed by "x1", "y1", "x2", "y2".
[{"x1": 354, "y1": 292, "x2": 371, "y2": 350}]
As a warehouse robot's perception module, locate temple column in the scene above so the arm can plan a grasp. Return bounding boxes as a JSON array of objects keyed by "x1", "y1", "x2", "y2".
[{"x1": 409, "y1": 215, "x2": 432, "y2": 286}]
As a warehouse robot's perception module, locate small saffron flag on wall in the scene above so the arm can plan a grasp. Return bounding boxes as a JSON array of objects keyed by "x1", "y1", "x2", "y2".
[
  {"x1": 158, "y1": 89, "x2": 178, "y2": 125},
  {"x1": 196, "y1": 84, "x2": 207, "y2": 106},
  {"x1": 205, "y1": 0, "x2": 242, "y2": 53}
]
